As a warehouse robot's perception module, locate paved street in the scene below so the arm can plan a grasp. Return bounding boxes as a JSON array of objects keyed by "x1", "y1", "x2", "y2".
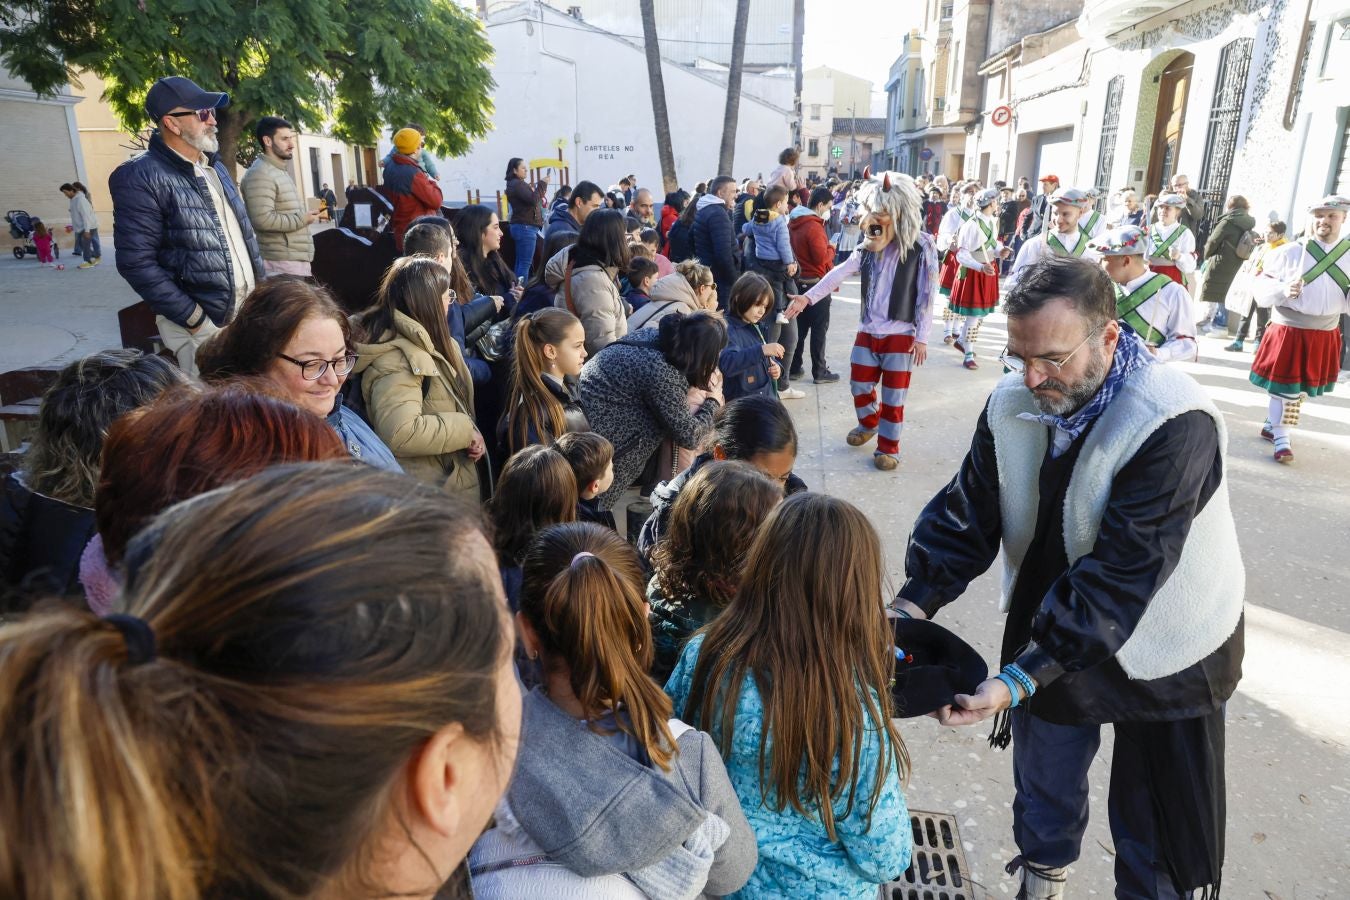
[{"x1": 2, "y1": 254, "x2": 1347, "y2": 897}]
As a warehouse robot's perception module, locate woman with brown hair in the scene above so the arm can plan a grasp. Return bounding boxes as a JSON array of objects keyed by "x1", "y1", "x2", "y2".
[
  {"x1": 557, "y1": 207, "x2": 632, "y2": 355},
  {"x1": 486, "y1": 444, "x2": 577, "y2": 611},
  {"x1": 0, "y1": 463, "x2": 521, "y2": 900},
  {"x1": 665, "y1": 492, "x2": 912, "y2": 897},
  {"x1": 79, "y1": 382, "x2": 349, "y2": 615},
  {"x1": 471, "y1": 521, "x2": 756, "y2": 899},
  {"x1": 647, "y1": 460, "x2": 782, "y2": 682},
  {"x1": 353, "y1": 256, "x2": 484, "y2": 496},
  {"x1": 196, "y1": 277, "x2": 399, "y2": 470}
]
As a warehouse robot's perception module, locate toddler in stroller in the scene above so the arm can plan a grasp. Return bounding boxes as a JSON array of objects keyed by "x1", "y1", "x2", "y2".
[{"x1": 7, "y1": 210, "x2": 60, "y2": 262}]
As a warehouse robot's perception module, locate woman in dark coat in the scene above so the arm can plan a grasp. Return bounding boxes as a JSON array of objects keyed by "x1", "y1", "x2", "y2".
[{"x1": 1200, "y1": 196, "x2": 1256, "y2": 328}]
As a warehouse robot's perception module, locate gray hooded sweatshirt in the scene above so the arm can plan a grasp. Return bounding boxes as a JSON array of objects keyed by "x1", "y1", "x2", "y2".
[{"x1": 470, "y1": 688, "x2": 757, "y2": 899}]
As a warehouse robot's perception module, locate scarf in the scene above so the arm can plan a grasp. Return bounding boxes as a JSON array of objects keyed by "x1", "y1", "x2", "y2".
[{"x1": 1015, "y1": 327, "x2": 1156, "y2": 447}]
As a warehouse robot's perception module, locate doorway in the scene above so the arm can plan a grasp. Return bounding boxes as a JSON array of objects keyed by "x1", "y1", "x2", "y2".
[
  {"x1": 1146, "y1": 52, "x2": 1194, "y2": 193},
  {"x1": 331, "y1": 153, "x2": 346, "y2": 195}
]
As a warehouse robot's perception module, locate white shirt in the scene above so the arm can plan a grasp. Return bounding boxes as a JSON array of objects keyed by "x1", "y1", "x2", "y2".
[
  {"x1": 1116, "y1": 269, "x2": 1196, "y2": 363},
  {"x1": 954, "y1": 212, "x2": 1002, "y2": 271},
  {"x1": 173, "y1": 144, "x2": 256, "y2": 308},
  {"x1": 1253, "y1": 238, "x2": 1350, "y2": 318},
  {"x1": 1079, "y1": 208, "x2": 1108, "y2": 240},
  {"x1": 1007, "y1": 227, "x2": 1099, "y2": 284},
  {"x1": 937, "y1": 206, "x2": 971, "y2": 252},
  {"x1": 1146, "y1": 221, "x2": 1196, "y2": 274}
]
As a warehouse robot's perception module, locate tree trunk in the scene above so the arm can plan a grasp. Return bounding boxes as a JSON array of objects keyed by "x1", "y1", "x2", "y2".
[
  {"x1": 640, "y1": 0, "x2": 679, "y2": 193},
  {"x1": 717, "y1": 0, "x2": 751, "y2": 176},
  {"x1": 216, "y1": 106, "x2": 248, "y2": 184}
]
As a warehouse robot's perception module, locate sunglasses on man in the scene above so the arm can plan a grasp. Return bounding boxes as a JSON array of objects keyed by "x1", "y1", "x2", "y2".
[{"x1": 166, "y1": 108, "x2": 217, "y2": 123}]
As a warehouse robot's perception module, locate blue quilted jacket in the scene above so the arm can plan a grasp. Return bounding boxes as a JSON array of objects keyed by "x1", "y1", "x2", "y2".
[{"x1": 109, "y1": 132, "x2": 263, "y2": 327}]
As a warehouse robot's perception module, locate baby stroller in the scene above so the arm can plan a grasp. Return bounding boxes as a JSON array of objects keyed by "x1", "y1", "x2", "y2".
[{"x1": 6, "y1": 210, "x2": 59, "y2": 260}]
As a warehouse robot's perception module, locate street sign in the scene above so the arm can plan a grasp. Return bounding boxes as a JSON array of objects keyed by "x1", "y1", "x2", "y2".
[
  {"x1": 920, "y1": 147, "x2": 934, "y2": 161},
  {"x1": 831, "y1": 146, "x2": 844, "y2": 158}
]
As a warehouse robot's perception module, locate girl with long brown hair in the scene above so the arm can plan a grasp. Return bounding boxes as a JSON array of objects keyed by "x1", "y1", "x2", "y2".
[
  {"x1": 665, "y1": 492, "x2": 912, "y2": 898},
  {"x1": 0, "y1": 464, "x2": 521, "y2": 900},
  {"x1": 486, "y1": 444, "x2": 577, "y2": 611},
  {"x1": 470, "y1": 522, "x2": 756, "y2": 899},
  {"x1": 500, "y1": 307, "x2": 589, "y2": 456}
]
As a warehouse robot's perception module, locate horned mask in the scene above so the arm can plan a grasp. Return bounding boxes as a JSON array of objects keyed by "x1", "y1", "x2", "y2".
[{"x1": 855, "y1": 167, "x2": 924, "y2": 258}]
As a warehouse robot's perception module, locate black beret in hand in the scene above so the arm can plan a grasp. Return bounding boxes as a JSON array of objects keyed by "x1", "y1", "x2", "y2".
[{"x1": 889, "y1": 616, "x2": 989, "y2": 718}]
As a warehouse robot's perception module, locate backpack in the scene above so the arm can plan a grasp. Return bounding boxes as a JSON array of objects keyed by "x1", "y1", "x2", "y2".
[{"x1": 1235, "y1": 229, "x2": 1258, "y2": 260}]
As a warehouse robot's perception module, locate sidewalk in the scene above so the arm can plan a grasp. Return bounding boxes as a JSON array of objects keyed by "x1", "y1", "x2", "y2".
[{"x1": 0, "y1": 235, "x2": 133, "y2": 372}]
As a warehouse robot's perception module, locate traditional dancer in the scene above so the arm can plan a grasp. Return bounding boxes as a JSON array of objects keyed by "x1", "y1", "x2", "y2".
[
  {"x1": 936, "y1": 182, "x2": 979, "y2": 342},
  {"x1": 896, "y1": 255, "x2": 1243, "y2": 900},
  {"x1": 786, "y1": 168, "x2": 935, "y2": 471},
  {"x1": 1078, "y1": 188, "x2": 1108, "y2": 240},
  {"x1": 950, "y1": 188, "x2": 1010, "y2": 370},
  {"x1": 1007, "y1": 188, "x2": 1099, "y2": 285},
  {"x1": 1094, "y1": 225, "x2": 1197, "y2": 362},
  {"x1": 1146, "y1": 194, "x2": 1197, "y2": 289},
  {"x1": 1248, "y1": 194, "x2": 1350, "y2": 463}
]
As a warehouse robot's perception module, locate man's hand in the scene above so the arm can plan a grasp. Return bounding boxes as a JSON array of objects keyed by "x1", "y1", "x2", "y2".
[
  {"x1": 784, "y1": 294, "x2": 810, "y2": 319},
  {"x1": 1287, "y1": 279, "x2": 1303, "y2": 299},
  {"x1": 787, "y1": 262, "x2": 799, "y2": 277},
  {"x1": 912, "y1": 342, "x2": 928, "y2": 367},
  {"x1": 306, "y1": 209, "x2": 323, "y2": 225},
  {"x1": 935, "y1": 676, "x2": 1014, "y2": 727},
  {"x1": 466, "y1": 429, "x2": 487, "y2": 461},
  {"x1": 981, "y1": 264, "x2": 997, "y2": 276},
  {"x1": 888, "y1": 597, "x2": 928, "y2": 620}
]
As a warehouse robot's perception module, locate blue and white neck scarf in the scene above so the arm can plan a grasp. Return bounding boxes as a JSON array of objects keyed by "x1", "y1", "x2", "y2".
[{"x1": 1017, "y1": 325, "x2": 1156, "y2": 446}]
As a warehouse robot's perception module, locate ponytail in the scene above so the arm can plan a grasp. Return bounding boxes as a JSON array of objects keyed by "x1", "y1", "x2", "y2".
[
  {"x1": 0, "y1": 608, "x2": 214, "y2": 900},
  {"x1": 520, "y1": 522, "x2": 676, "y2": 770},
  {"x1": 505, "y1": 309, "x2": 579, "y2": 454}
]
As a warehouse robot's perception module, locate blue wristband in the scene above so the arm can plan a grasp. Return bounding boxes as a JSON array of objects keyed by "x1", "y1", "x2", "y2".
[
  {"x1": 1003, "y1": 663, "x2": 1036, "y2": 700},
  {"x1": 995, "y1": 672, "x2": 1022, "y2": 708}
]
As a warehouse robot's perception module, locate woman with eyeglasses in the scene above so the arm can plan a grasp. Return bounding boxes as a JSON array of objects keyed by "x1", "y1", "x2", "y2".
[
  {"x1": 353, "y1": 257, "x2": 485, "y2": 496},
  {"x1": 197, "y1": 277, "x2": 400, "y2": 471}
]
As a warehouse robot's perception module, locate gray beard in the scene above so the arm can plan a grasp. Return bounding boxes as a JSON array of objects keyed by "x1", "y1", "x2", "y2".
[
  {"x1": 185, "y1": 129, "x2": 220, "y2": 154},
  {"x1": 1031, "y1": 348, "x2": 1111, "y2": 416}
]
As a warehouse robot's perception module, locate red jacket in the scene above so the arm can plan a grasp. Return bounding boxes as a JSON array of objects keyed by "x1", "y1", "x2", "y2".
[
  {"x1": 382, "y1": 153, "x2": 443, "y2": 250},
  {"x1": 788, "y1": 212, "x2": 834, "y2": 282},
  {"x1": 659, "y1": 203, "x2": 679, "y2": 240}
]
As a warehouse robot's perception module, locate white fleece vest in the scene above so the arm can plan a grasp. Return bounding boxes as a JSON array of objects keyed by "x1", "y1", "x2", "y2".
[{"x1": 986, "y1": 365, "x2": 1244, "y2": 680}]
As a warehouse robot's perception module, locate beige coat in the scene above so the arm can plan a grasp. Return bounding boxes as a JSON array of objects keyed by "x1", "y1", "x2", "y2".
[
  {"x1": 240, "y1": 155, "x2": 314, "y2": 262},
  {"x1": 353, "y1": 310, "x2": 479, "y2": 496},
  {"x1": 628, "y1": 273, "x2": 704, "y2": 331},
  {"x1": 554, "y1": 258, "x2": 628, "y2": 356}
]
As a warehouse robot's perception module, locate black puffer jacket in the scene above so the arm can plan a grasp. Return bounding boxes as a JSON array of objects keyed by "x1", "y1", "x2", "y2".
[
  {"x1": 109, "y1": 132, "x2": 264, "y2": 327},
  {"x1": 0, "y1": 472, "x2": 96, "y2": 609}
]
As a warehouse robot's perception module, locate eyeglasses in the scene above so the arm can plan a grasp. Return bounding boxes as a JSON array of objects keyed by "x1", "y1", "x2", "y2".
[
  {"x1": 165, "y1": 108, "x2": 217, "y2": 123},
  {"x1": 277, "y1": 352, "x2": 358, "y2": 381},
  {"x1": 998, "y1": 325, "x2": 1102, "y2": 375}
]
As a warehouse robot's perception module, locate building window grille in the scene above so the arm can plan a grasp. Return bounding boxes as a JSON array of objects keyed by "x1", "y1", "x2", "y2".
[
  {"x1": 1093, "y1": 76, "x2": 1124, "y2": 205},
  {"x1": 1197, "y1": 37, "x2": 1254, "y2": 245},
  {"x1": 810, "y1": 104, "x2": 821, "y2": 120}
]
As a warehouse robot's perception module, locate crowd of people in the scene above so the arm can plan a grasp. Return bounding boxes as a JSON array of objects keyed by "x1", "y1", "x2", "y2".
[{"x1": 1, "y1": 71, "x2": 1347, "y2": 900}]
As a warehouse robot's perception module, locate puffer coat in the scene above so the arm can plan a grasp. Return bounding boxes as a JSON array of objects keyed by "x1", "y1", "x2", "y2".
[
  {"x1": 109, "y1": 131, "x2": 264, "y2": 327},
  {"x1": 240, "y1": 155, "x2": 314, "y2": 262},
  {"x1": 353, "y1": 311, "x2": 480, "y2": 497}
]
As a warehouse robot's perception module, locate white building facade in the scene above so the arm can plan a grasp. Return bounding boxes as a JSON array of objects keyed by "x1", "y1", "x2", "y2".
[{"x1": 420, "y1": 1, "x2": 793, "y2": 198}]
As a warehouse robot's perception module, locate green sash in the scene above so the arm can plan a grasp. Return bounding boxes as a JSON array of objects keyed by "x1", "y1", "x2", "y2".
[
  {"x1": 1303, "y1": 239, "x2": 1350, "y2": 293},
  {"x1": 1115, "y1": 273, "x2": 1173, "y2": 345},
  {"x1": 1046, "y1": 228, "x2": 1089, "y2": 258},
  {"x1": 958, "y1": 218, "x2": 996, "y2": 280},
  {"x1": 958, "y1": 208, "x2": 973, "y2": 223},
  {"x1": 1082, "y1": 210, "x2": 1100, "y2": 234},
  {"x1": 1149, "y1": 224, "x2": 1189, "y2": 259}
]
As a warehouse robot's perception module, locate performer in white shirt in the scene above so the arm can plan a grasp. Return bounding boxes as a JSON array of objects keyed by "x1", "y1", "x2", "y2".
[
  {"x1": 1007, "y1": 187, "x2": 1100, "y2": 285},
  {"x1": 1078, "y1": 188, "x2": 1109, "y2": 240},
  {"x1": 1248, "y1": 194, "x2": 1350, "y2": 463},
  {"x1": 1146, "y1": 194, "x2": 1197, "y2": 291},
  {"x1": 950, "y1": 188, "x2": 1011, "y2": 370},
  {"x1": 936, "y1": 182, "x2": 980, "y2": 342},
  {"x1": 1094, "y1": 225, "x2": 1197, "y2": 363}
]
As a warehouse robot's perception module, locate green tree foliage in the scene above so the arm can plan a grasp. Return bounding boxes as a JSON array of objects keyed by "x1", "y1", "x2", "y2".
[{"x1": 1, "y1": 0, "x2": 495, "y2": 173}]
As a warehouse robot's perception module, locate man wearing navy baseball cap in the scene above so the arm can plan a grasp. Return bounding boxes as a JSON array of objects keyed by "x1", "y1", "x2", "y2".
[{"x1": 109, "y1": 75, "x2": 263, "y2": 376}]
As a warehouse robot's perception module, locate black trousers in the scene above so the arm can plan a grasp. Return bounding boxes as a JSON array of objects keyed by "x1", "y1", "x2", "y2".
[
  {"x1": 1233, "y1": 306, "x2": 1268, "y2": 342},
  {"x1": 791, "y1": 295, "x2": 832, "y2": 377}
]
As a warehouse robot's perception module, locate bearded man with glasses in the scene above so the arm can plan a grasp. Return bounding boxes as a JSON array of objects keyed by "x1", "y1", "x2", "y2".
[
  {"x1": 110, "y1": 76, "x2": 264, "y2": 376},
  {"x1": 891, "y1": 255, "x2": 1244, "y2": 900}
]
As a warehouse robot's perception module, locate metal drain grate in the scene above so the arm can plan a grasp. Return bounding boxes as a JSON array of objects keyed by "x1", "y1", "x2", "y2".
[{"x1": 880, "y1": 810, "x2": 971, "y2": 900}]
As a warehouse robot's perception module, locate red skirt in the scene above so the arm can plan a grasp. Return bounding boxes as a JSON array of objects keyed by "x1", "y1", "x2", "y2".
[
  {"x1": 1152, "y1": 264, "x2": 1185, "y2": 286},
  {"x1": 938, "y1": 249, "x2": 960, "y2": 296},
  {"x1": 1249, "y1": 323, "x2": 1342, "y2": 397},
  {"x1": 949, "y1": 267, "x2": 1000, "y2": 316}
]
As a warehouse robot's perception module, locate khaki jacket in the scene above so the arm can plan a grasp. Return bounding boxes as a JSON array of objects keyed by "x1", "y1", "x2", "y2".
[
  {"x1": 554, "y1": 258, "x2": 628, "y2": 355},
  {"x1": 353, "y1": 311, "x2": 479, "y2": 496},
  {"x1": 240, "y1": 155, "x2": 314, "y2": 262}
]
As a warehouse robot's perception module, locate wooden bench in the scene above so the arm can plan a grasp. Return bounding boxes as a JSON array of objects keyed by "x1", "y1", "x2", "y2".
[
  {"x1": 117, "y1": 301, "x2": 169, "y2": 358},
  {"x1": 0, "y1": 367, "x2": 61, "y2": 453}
]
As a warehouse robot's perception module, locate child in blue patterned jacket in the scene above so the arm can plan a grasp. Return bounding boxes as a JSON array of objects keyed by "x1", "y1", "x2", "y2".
[{"x1": 665, "y1": 492, "x2": 912, "y2": 898}]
